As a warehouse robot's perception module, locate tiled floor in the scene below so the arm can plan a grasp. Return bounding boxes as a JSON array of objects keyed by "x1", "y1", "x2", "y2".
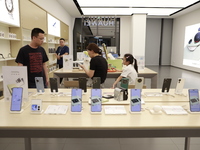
[{"x1": 1, "y1": 65, "x2": 200, "y2": 150}]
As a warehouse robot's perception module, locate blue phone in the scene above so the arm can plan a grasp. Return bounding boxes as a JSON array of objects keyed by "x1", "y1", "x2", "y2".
[
  {"x1": 10, "y1": 87, "x2": 23, "y2": 111},
  {"x1": 130, "y1": 89, "x2": 141, "y2": 112},
  {"x1": 35, "y1": 77, "x2": 45, "y2": 92},
  {"x1": 189, "y1": 89, "x2": 200, "y2": 112},
  {"x1": 71, "y1": 89, "x2": 82, "y2": 112},
  {"x1": 91, "y1": 89, "x2": 102, "y2": 112}
]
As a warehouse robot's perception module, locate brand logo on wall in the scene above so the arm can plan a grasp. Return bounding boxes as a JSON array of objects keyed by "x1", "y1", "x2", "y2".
[{"x1": 83, "y1": 16, "x2": 115, "y2": 26}]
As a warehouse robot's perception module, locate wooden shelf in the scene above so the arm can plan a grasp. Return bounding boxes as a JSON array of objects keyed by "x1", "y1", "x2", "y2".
[
  {"x1": 0, "y1": 37, "x2": 21, "y2": 41},
  {"x1": 0, "y1": 58, "x2": 16, "y2": 62}
]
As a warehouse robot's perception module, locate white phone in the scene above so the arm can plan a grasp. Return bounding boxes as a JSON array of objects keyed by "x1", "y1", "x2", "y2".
[
  {"x1": 31, "y1": 99, "x2": 42, "y2": 112},
  {"x1": 135, "y1": 77, "x2": 144, "y2": 89},
  {"x1": 175, "y1": 78, "x2": 185, "y2": 94}
]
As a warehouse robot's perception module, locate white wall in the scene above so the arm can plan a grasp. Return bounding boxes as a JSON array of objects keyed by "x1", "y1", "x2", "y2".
[
  {"x1": 120, "y1": 16, "x2": 131, "y2": 57},
  {"x1": 31, "y1": 0, "x2": 74, "y2": 54},
  {"x1": 171, "y1": 9, "x2": 200, "y2": 72}
]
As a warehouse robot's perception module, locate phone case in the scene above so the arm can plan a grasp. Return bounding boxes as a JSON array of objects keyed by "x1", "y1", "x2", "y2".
[
  {"x1": 135, "y1": 77, "x2": 144, "y2": 89},
  {"x1": 188, "y1": 89, "x2": 200, "y2": 112},
  {"x1": 92, "y1": 77, "x2": 101, "y2": 89},
  {"x1": 79, "y1": 77, "x2": 87, "y2": 93},
  {"x1": 120, "y1": 78, "x2": 129, "y2": 89},
  {"x1": 35, "y1": 77, "x2": 45, "y2": 93},
  {"x1": 161, "y1": 78, "x2": 172, "y2": 93},
  {"x1": 175, "y1": 78, "x2": 185, "y2": 94},
  {"x1": 10, "y1": 87, "x2": 23, "y2": 111},
  {"x1": 50, "y1": 78, "x2": 58, "y2": 92}
]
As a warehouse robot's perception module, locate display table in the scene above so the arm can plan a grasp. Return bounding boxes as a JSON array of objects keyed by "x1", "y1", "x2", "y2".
[
  {"x1": 0, "y1": 89, "x2": 196, "y2": 150},
  {"x1": 53, "y1": 67, "x2": 158, "y2": 88}
]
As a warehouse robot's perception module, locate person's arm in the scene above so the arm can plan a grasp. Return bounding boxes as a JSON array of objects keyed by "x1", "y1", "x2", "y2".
[
  {"x1": 18, "y1": 63, "x2": 23, "y2": 66},
  {"x1": 43, "y1": 62, "x2": 49, "y2": 86},
  {"x1": 79, "y1": 64, "x2": 94, "y2": 78},
  {"x1": 112, "y1": 76, "x2": 123, "y2": 88}
]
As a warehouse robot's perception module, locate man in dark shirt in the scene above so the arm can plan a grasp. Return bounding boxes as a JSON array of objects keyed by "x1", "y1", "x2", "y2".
[{"x1": 15, "y1": 28, "x2": 49, "y2": 88}]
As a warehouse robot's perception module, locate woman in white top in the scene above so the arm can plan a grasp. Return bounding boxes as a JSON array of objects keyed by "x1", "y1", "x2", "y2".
[{"x1": 112, "y1": 54, "x2": 138, "y2": 88}]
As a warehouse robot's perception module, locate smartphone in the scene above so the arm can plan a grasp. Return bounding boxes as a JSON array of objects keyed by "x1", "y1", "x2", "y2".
[
  {"x1": 120, "y1": 78, "x2": 129, "y2": 89},
  {"x1": 71, "y1": 89, "x2": 82, "y2": 112},
  {"x1": 130, "y1": 89, "x2": 141, "y2": 112},
  {"x1": 91, "y1": 89, "x2": 102, "y2": 112},
  {"x1": 50, "y1": 78, "x2": 58, "y2": 92},
  {"x1": 79, "y1": 77, "x2": 87, "y2": 93},
  {"x1": 10, "y1": 87, "x2": 23, "y2": 111},
  {"x1": 35, "y1": 77, "x2": 45, "y2": 92},
  {"x1": 161, "y1": 78, "x2": 172, "y2": 93},
  {"x1": 31, "y1": 99, "x2": 42, "y2": 112},
  {"x1": 92, "y1": 77, "x2": 101, "y2": 89},
  {"x1": 188, "y1": 89, "x2": 200, "y2": 112},
  {"x1": 175, "y1": 78, "x2": 185, "y2": 94},
  {"x1": 135, "y1": 77, "x2": 144, "y2": 89}
]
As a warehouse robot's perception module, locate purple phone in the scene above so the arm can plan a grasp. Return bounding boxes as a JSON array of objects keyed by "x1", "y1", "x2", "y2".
[
  {"x1": 71, "y1": 89, "x2": 82, "y2": 112},
  {"x1": 130, "y1": 89, "x2": 141, "y2": 112},
  {"x1": 189, "y1": 89, "x2": 200, "y2": 112},
  {"x1": 10, "y1": 87, "x2": 23, "y2": 111},
  {"x1": 91, "y1": 89, "x2": 102, "y2": 112}
]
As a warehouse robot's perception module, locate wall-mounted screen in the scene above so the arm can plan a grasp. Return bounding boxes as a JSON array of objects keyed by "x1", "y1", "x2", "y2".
[
  {"x1": 0, "y1": 0, "x2": 20, "y2": 27},
  {"x1": 47, "y1": 14, "x2": 60, "y2": 37},
  {"x1": 183, "y1": 23, "x2": 200, "y2": 68}
]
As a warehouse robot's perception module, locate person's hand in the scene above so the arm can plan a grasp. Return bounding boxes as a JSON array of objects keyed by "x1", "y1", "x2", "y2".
[
  {"x1": 78, "y1": 63, "x2": 84, "y2": 69},
  {"x1": 112, "y1": 84, "x2": 116, "y2": 89}
]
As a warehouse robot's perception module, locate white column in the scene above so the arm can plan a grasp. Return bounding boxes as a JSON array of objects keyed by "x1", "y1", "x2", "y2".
[{"x1": 130, "y1": 14, "x2": 147, "y2": 69}]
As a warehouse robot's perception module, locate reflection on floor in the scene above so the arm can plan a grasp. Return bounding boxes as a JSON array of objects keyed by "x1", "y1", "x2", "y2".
[{"x1": 1, "y1": 65, "x2": 200, "y2": 150}]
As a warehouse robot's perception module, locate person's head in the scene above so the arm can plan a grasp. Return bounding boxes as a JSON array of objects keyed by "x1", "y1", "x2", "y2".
[
  {"x1": 31, "y1": 28, "x2": 45, "y2": 46},
  {"x1": 86, "y1": 43, "x2": 102, "y2": 58},
  {"x1": 123, "y1": 53, "x2": 138, "y2": 73},
  {"x1": 59, "y1": 38, "x2": 65, "y2": 47}
]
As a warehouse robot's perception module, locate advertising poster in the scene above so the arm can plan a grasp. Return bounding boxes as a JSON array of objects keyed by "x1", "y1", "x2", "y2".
[{"x1": 63, "y1": 55, "x2": 73, "y2": 71}]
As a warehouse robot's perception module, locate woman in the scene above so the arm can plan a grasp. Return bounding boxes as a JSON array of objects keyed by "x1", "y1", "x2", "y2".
[
  {"x1": 112, "y1": 53, "x2": 138, "y2": 88},
  {"x1": 80, "y1": 43, "x2": 108, "y2": 86}
]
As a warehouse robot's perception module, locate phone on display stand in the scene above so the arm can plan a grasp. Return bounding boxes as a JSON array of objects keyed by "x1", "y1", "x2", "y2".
[
  {"x1": 188, "y1": 89, "x2": 200, "y2": 112},
  {"x1": 92, "y1": 77, "x2": 101, "y2": 89},
  {"x1": 120, "y1": 78, "x2": 129, "y2": 89},
  {"x1": 31, "y1": 99, "x2": 42, "y2": 113},
  {"x1": 91, "y1": 89, "x2": 102, "y2": 112},
  {"x1": 175, "y1": 78, "x2": 185, "y2": 94},
  {"x1": 71, "y1": 89, "x2": 82, "y2": 112},
  {"x1": 79, "y1": 77, "x2": 87, "y2": 93},
  {"x1": 130, "y1": 89, "x2": 141, "y2": 112},
  {"x1": 135, "y1": 77, "x2": 144, "y2": 89},
  {"x1": 35, "y1": 77, "x2": 45, "y2": 93},
  {"x1": 10, "y1": 87, "x2": 23, "y2": 112},
  {"x1": 161, "y1": 78, "x2": 172, "y2": 93},
  {"x1": 50, "y1": 78, "x2": 58, "y2": 93}
]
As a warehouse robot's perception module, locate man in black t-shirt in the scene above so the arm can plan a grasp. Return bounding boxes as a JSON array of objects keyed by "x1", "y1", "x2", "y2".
[{"x1": 15, "y1": 28, "x2": 49, "y2": 88}]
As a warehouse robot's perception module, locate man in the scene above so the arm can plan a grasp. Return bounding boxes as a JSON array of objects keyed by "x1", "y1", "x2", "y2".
[
  {"x1": 15, "y1": 28, "x2": 49, "y2": 88},
  {"x1": 55, "y1": 38, "x2": 69, "y2": 84},
  {"x1": 55, "y1": 38, "x2": 69, "y2": 69}
]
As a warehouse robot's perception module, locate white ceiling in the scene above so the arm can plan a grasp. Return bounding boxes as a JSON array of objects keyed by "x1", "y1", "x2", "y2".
[{"x1": 57, "y1": 0, "x2": 200, "y2": 18}]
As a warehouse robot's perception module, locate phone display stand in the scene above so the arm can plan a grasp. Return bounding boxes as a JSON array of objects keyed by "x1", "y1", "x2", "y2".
[
  {"x1": 90, "y1": 111, "x2": 102, "y2": 115},
  {"x1": 37, "y1": 90, "x2": 44, "y2": 95},
  {"x1": 50, "y1": 90, "x2": 58, "y2": 96},
  {"x1": 187, "y1": 109, "x2": 200, "y2": 114},
  {"x1": 10, "y1": 109, "x2": 24, "y2": 114},
  {"x1": 129, "y1": 110, "x2": 142, "y2": 114},
  {"x1": 175, "y1": 92, "x2": 187, "y2": 97},
  {"x1": 71, "y1": 111, "x2": 82, "y2": 114},
  {"x1": 31, "y1": 110, "x2": 44, "y2": 114},
  {"x1": 162, "y1": 92, "x2": 175, "y2": 97}
]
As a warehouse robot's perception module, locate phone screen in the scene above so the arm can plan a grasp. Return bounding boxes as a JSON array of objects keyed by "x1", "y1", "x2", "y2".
[
  {"x1": 71, "y1": 89, "x2": 82, "y2": 112},
  {"x1": 189, "y1": 89, "x2": 200, "y2": 112},
  {"x1": 130, "y1": 89, "x2": 141, "y2": 112},
  {"x1": 91, "y1": 89, "x2": 102, "y2": 112},
  {"x1": 10, "y1": 87, "x2": 23, "y2": 111}
]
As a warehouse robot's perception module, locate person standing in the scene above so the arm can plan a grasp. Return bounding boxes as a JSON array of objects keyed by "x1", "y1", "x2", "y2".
[
  {"x1": 80, "y1": 43, "x2": 108, "y2": 86},
  {"x1": 15, "y1": 28, "x2": 49, "y2": 88},
  {"x1": 55, "y1": 38, "x2": 69, "y2": 69}
]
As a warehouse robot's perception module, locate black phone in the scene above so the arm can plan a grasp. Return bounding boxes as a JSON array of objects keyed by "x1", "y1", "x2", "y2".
[
  {"x1": 50, "y1": 78, "x2": 58, "y2": 92},
  {"x1": 92, "y1": 77, "x2": 101, "y2": 89},
  {"x1": 161, "y1": 78, "x2": 172, "y2": 93},
  {"x1": 79, "y1": 77, "x2": 87, "y2": 93}
]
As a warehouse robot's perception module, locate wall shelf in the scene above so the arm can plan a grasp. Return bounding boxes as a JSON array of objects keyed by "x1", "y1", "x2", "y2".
[
  {"x1": 0, "y1": 37, "x2": 21, "y2": 41},
  {"x1": 0, "y1": 58, "x2": 16, "y2": 62}
]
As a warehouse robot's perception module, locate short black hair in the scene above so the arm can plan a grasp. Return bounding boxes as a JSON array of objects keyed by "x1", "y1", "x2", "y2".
[
  {"x1": 60, "y1": 38, "x2": 65, "y2": 41},
  {"x1": 31, "y1": 28, "x2": 45, "y2": 39}
]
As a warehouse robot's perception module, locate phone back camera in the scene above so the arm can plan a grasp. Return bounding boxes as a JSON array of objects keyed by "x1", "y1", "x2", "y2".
[{"x1": 138, "y1": 79, "x2": 142, "y2": 83}]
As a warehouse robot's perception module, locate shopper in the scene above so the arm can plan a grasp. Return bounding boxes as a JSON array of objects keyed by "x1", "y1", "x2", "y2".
[
  {"x1": 55, "y1": 38, "x2": 69, "y2": 84},
  {"x1": 112, "y1": 53, "x2": 138, "y2": 88},
  {"x1": 79, "y1": 43, "x2": 108, "y2": 86},
  {"x1": 15, "y1": 28, "x2": 49, "y2": 88}
]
